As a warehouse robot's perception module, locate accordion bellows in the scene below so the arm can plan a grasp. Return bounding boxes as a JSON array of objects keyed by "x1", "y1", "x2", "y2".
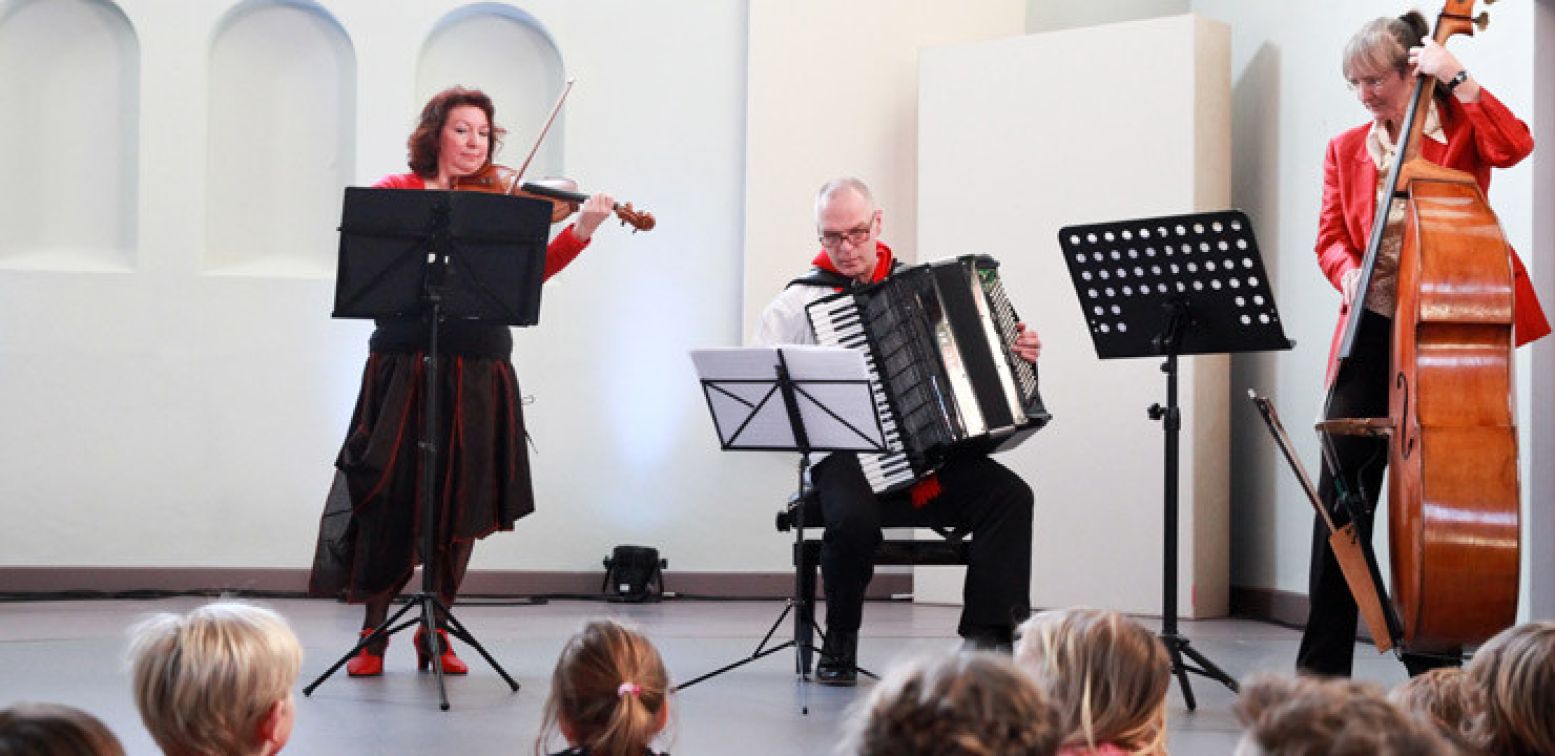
[{"x1": 807, "y1": 254, "x2": 1051, "y2": 495}]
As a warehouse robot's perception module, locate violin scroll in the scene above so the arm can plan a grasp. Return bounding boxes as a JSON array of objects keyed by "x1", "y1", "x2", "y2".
[{"x1": 613, "y1": 202, "x2": 655, "y2": 233}]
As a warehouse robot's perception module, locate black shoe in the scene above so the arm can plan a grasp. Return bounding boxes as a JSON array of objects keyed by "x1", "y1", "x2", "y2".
[
  {"x1": 816, "y1": 631, "x2": 858, "y2": 686},
  {"x1": 961, "y1": 626, "x2": 1014, "y2": 655}
]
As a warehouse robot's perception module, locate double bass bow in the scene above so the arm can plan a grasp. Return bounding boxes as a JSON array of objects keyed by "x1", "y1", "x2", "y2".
[
  {"x1": 1321, "y1": 0, "x2": 1518, "y2": 657},
  {"x1": 452, "y1": 79, "x2": 656, "y2": 233}
]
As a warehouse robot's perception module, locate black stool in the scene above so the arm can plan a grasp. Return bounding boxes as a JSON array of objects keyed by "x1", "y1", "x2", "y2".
[{"x1": 775, "y1": 489, "x2": 972, "y2": 674}]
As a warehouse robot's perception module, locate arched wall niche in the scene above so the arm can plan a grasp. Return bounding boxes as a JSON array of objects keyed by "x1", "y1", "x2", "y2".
[
  {"x1": 205, "y1": 0, "x2": 355, "y2": 277},
  {"x1": 416, "y1": 4, "x2": 566, "y2": 180},
  {"x1": 0, "y1": 0, "x2": 138, "y2": 271}
]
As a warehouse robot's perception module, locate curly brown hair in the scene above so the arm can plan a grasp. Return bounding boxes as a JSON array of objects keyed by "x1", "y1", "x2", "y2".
[
  {"x1": 406, "y1": 86, "x2": 506, "y2": 178},
  {"x1": 844, "y1": 652, "x2": 1060, "y2": 756},
  {"x1": 1467, "y1": 621, "x2": 1555, "y2": 756},
  {"x1": 0, "y1": 703, "x2": 125, "y2": 756},
  {"x1": 1389, "y1": 667, "x2": 1485, "y2": 751},
  {"x1": 1235, "y1": 673, "x2": 1452, "y2": 755}
]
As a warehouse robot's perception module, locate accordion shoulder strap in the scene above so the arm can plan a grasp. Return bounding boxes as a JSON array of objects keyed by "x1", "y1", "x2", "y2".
[{"x1": 786, "y1": 260, "x2": 903, "y2": 291}]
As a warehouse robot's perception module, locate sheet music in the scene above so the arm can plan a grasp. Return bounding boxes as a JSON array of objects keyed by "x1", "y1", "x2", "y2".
[
  {"x1": 691, "y1": 348, "x2": 794, "y2": 448},
  {"x1": 781, "y1": 346, "x2": 884, "y2": 451},
  {"x1": 690, "y1": 346, "x2": 884, "y2": 452}
]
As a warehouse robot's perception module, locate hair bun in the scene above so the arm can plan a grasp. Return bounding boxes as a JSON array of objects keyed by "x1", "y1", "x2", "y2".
[{"x1": 1399, "y1": 10, "x2": 1430, "y2": 43}]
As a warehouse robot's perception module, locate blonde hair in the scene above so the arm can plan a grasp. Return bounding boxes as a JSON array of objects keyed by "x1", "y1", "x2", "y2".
[
  {"x1": 0, "y1": 702, "x2": 125, "y2": 756},
  {"x1": 1014, "y1": 608, "x2": 1170, "y2": 754},
  {"x1": 1342, "y1": 11, "x2": 1428, "y2": 80},
  {"x1": 842, "y1": 651, "x2": 1059, "y2": 756},
  {"x1": 537, "y1": 619, "x2": 670, "y2": 756},
  {"x1": 128, "y1": 602, "x2": 302, "y2": 756},
  {"x1": 1466, "y1": 620, "x2": 1555, "y2": 756},
  {"x1": 1389, "y1": 667, "x2": 1484, "y2": 750},
  {"x1": 1234, "y1": 673, "x2": 1451, "y2": 755}
]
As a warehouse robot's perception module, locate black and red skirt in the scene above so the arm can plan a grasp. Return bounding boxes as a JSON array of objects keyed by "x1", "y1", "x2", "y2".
[{"x1": 309, "y1": 341, "x2": 533, "y2": 603}]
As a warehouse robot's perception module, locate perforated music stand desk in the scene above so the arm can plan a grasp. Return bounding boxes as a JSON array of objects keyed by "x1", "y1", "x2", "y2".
[
  {"x1": 1057, "y1": 209, "x2": 1291, "y2": 710},
  {"x1": 684, "y1": 345, "x2": 886, "y2": 710}
]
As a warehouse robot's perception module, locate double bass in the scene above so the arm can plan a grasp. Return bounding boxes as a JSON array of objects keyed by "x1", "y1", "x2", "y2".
[{"x1": 1324, "y1": 0, "x2": 1519, "y2": 656}]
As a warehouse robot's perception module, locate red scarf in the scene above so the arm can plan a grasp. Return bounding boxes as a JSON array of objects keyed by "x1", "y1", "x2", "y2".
[{"x1": 810, "y1": 242, "x2": 895, "y2": 288}]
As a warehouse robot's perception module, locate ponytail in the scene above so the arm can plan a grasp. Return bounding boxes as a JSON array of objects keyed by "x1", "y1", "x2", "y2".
[
  {"x1": 589, "y1": 680, "x2": 664, "y2": 756},
  {"x1": 536, "y1": 620, "x2": 670, "y2": 756}
]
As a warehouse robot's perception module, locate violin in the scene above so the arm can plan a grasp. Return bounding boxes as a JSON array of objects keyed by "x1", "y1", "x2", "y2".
[
  {"x1": 449, "y1": 78, "x2": 655, "y2": 233},
  {"x1": 451, "y1": 164, "x2": 655, "y2": 232}
]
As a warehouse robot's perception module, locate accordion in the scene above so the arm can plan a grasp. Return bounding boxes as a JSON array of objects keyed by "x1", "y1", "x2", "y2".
[{"x1": 806, "y1": 254, "x2": 1051, "y2": 495}]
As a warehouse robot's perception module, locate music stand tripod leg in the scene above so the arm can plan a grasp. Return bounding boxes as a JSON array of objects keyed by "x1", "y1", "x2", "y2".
[
  {"x1": 304, "y1": 592, "x2": 422, "y2": 696},
  {"x1": 1152, "y1": 351, "x2": 1238, "y2": 711}
]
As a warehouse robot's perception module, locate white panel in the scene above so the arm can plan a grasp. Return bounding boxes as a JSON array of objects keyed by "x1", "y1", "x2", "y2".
[
  {"x1": 416, "y1": 6, "x2": 564, "y2": 179},
  {"x1": 742, "y1": 0, "x2": 1028, "y2": 341},
  {"x1": 916, "y1": 14, "x2": 1231, "y2": 617},
  {"x1": 0, "y1": 0, "x2": 137, "y2": 270},
  {"x1": 0, "y1": 0, "x2": 752, "y2": 576},
  {"x1": 206, "y1": 1, "x2": 354, "y2": 276}
]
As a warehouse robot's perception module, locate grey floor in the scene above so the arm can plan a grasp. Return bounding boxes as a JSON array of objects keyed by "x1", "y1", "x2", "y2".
[{"x1": 0, "y1": 597, "x2": 1409, "y2": 755}]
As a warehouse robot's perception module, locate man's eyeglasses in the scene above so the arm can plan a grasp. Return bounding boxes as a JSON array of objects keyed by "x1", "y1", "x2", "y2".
[{"x1": 819, "y1": 226, "x2": 871, "y2": 249}]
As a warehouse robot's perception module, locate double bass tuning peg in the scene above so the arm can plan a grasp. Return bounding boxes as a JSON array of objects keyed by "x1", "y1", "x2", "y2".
[{"x1": 1474, "y1": 11, "x2": 1490, "y2": 31}]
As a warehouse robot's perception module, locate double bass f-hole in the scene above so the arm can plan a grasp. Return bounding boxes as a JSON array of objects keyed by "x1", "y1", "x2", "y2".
[{"x1": 1394, "y1": 372, "x2": 1416, "y2": 461}]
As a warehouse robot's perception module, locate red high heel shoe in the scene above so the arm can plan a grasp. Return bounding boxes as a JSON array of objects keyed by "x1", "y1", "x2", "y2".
[
  {"x1": 346, "y1": 629, "x2": 385, "y2": 677},
  {"x1": 414, "y1": 626, "x2": 469, "y2": 675}
]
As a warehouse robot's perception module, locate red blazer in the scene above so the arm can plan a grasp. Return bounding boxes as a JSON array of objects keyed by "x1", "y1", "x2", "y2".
[{"x1": 1316, "y1": 88, "x2": 1549, "y2": 385}]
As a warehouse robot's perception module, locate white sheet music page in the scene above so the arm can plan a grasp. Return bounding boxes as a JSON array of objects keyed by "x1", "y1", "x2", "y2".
[
  {"x1": 689, "y1": 346, "x2": 883, "y2": 452},
  {"x1": 690, "y1": 347, "x2": 794, "y2": 448},
  {"x1": 779, "y1": 346, "x2": 885, "y2": 452}
]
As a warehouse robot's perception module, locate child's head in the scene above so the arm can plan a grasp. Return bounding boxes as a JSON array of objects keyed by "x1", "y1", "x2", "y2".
[
  {"x1": 1389, "y1": 667, "x2": 1483, "y2": 750},
  {"x1": 128, "y1": 601, "x2": 302, "y2": 756},
  {"x1": 538, "y1": 619, "x2": 670, "y2": 756},
  {"x1": 842, "y1": 651, "x2": 1060, "y2": 756},
  {"x1": 1466, "y1": 620, "x2": 1555, "y2": 756},
  {"x1": 1234, "y1": 673, "x2": 1450, "y2": 755},
  {"x1": 1014, "y1": 607, "x2": 1170, "y2": 753},
  {"x1": 0, "y1": 702, "x2": 125, "y2": 756}
]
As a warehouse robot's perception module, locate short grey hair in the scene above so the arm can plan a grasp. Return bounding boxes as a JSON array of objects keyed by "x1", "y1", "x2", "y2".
[
  {"x1": 1342, "y1": 12, "x2": 1427, "y2": 80},
  {"x1": 815, "y1": 177, "x2": 875, "y2": 223}
]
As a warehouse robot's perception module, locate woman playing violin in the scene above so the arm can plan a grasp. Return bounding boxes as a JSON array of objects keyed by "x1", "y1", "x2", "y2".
[
  {"x1": 1297, "y1": 11, "x2": 1548, "y2": 679},
  {"x1": 308, "y1": 86, "x2": 616, "y2": 676}
]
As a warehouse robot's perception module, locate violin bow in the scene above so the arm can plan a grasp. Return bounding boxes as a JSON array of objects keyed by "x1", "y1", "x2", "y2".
[{"x1": 508, "y1": 77, "x2": 575, "y2": 193}]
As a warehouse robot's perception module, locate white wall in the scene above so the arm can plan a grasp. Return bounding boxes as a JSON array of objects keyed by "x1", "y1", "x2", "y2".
[
  {"x1": 1026, "y1": 0, "x2": 1187, "y2": 33},
  {"x1": 0, "y1": 0, "x2": 1042, "y2": 580},
  {"x1": 0, "y1": 0, "x2": 753, "y2": 574},
  {"x1": 742, "y1": 0, "x2": 1027, "y2": 338},
  {"x1": 916, "y1": 14, "x2": 1231, "y2": 617},
  {"x1": 1531, "y1": 0, "x2": 1555, "y2": 619}
]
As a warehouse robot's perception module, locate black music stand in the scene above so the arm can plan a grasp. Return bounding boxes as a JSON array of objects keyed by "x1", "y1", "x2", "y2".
[
  {"x1": 304, "y1": 187, "x2": 550, "y2": 711},
  {"x1": 681, "y1": 345, "x2": 888, "y2": 713},
  {"x1": 1058, "y1": 210, "x2": 1291, "y2": 710}
]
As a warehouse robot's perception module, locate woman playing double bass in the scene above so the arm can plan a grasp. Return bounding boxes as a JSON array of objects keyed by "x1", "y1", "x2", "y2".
[
  {"x1": 308, "y1": 86, "x2": 619, "y2": 676},
  {"x1": 1298, "y1": 11, "x2": 1549, "y2": 678}
]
